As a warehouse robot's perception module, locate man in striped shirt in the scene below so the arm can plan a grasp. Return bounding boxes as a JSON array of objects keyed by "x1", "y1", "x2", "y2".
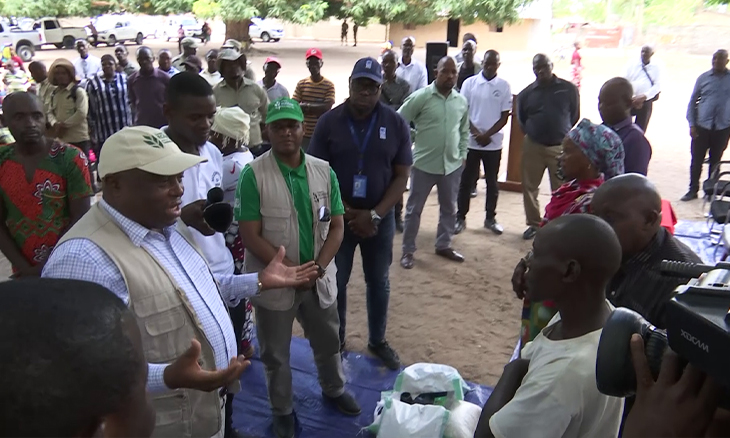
[
  {"x1": 293, "y1": 48, "x2": 335, "y2": 151},
  {"x1": 87, "y1": 54, "x2": 132, "y2": 157}
]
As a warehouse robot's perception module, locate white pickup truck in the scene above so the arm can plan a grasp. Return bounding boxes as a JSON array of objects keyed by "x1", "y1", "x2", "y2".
[
  {"x1": 0, "y1": 21, "x2": 44, "y2": 62},
  {"x1": 33, "y1": 18, "x2": 88, "y2": 49}
]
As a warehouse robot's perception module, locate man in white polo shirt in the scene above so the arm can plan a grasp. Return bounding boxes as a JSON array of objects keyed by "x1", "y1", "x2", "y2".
[
  {"x1": 396, "y1": 36, "x2": 428, "y2": 93},
  {"x1": 455, "y1": 50, "x2": 512, "y2": 235}
]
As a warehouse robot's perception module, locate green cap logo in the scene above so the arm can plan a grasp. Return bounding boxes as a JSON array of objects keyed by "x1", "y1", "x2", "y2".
[{"x1": 142, "y1": 133, "x2": 170, "y2": 149}]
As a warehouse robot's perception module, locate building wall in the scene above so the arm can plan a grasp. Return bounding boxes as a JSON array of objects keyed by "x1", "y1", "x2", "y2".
[
  {"x1": 280, "y1": 18, "x2": 387, "y2": 42},
  {"x1": 388, "y1": 19, "x2": 550, "y2": 52}
]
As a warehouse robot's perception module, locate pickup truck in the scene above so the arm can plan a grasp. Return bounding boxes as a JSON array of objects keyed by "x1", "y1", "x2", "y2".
[
  {"x1": 0, "y1": 22, "x2": 44, "y2": 62},
  {"x1": 33, "y1": 18, "x2": 88, "y2": 49}
]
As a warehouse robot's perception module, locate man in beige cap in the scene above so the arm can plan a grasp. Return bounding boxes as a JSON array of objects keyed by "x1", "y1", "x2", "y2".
[
  {"x1": 221, "y1": 38, "x2": 256, "y2": 80},
  {"x1": 172, "y1": 37, "x2": 199, "y2": 71},
  {"x1": 43, "y1": 125, "x2": 319, "y2": 438},
  {"x1": 214, "y1": 48, "x2": 269, "y2": 155}
]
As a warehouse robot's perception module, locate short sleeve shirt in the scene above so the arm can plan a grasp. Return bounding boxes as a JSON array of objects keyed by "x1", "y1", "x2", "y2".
[
  {"x1": 460, "y1": 74, "x2": 513, "y2": 151},
  {"x1": 214, "y1": 78, "x2": 270, "y2": 146},
  {"x1": 307, "y1": 101, "x2": 413, "y2": 210},
  {"x1": 234, "y1": 153, "x2": 344, "y2": 263},
  {"x1": 0, "y1": 141, "x2": 92, "y2": 269},
  {"x1": 293, "y1": 77, "x2": 336, "y2": 137}
]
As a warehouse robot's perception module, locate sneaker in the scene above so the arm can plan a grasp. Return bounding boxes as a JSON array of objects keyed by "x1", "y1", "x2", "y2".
[
  {"x1": 323, "y1": 391, "x2": 361, "y2": 416},
  {"x1": 680, "y1": 191, "x2": 698, "y2": 202},
  {"x1": 455, "y1": 218, "x2": 466, "y2": 234},
  {"x1": 470, "y1": 189, "x2": 478, "y2": 198},
  {"x1": 485, "y1": 218, "x2": 504, "y2": 235},
  {"x1": 522, "y1": 226, "x2": 538, "y2": 240},
  {"x1": 368, "y1": 341, "x2": 401, "y2": 370}
]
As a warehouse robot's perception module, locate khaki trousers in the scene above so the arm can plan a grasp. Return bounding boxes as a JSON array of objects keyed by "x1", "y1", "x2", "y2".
[
  {"x1": 255, "y1": 289, "x2": 346, "y2": 416},
  {"x1": 521, "y1": 135, "x2": 563, "y2": 227}
]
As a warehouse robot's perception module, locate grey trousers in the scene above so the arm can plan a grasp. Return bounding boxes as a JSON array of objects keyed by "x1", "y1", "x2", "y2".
[
  {"x1": 402, "y1": 166, "x2": 463, "y2": 254},
  {"x1": 255, "y1": 290, "x2": 346, "y2": 416}
]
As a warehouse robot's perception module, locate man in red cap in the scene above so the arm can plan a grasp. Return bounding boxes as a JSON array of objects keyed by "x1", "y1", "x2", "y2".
[
  {"x1": 293, "y1": 48, "x2": 335, "y2": 151},
  {"x1": 258, "y1": 57, "x2": 290, "y2": 103}
]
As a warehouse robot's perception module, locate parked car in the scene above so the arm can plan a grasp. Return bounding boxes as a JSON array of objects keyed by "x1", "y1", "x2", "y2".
[
  {"x1": 158, "y1": 16, "x2": 203, "y2": 41},
  {"x1": 93, "y1": 17, "x2": 144, "y2": 46},
  {"x1": 32, "y1": 18, "x2": 87, "y2": 49},
  {"x1": 0, "y1": 21, "x2": 44, "y2": 61},
  {"x1": 249, "y1": 17, "x2": 283, "y2": 42}
]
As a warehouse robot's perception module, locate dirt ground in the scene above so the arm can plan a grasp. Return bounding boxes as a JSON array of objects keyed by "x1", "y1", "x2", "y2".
[{"x1": 0, "y1": 36, "x2": 713, "y2": 386}]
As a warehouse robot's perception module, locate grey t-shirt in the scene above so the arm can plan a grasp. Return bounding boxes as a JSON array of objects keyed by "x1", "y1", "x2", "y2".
[{"x1": 257, "y1": 80, "x2": 290, "y2": 102}]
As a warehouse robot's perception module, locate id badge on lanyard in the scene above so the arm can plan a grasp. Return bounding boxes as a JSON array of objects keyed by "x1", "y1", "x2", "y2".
[{"x1": 349, "y1": 112, "x2": 377, "y2": 198}]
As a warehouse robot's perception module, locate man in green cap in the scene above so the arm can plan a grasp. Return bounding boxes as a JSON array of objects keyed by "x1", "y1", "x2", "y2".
[
  {"x1": 235, "y1": 98, "x2": 361, "y2": 438},
  {"x1": 171, "y1": 37, "x2": 198, "y2": 71}
]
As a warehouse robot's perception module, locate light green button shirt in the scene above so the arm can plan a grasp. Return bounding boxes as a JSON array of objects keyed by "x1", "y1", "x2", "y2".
[{"x1": 397, "y1": 83, "x2": 469, "y2": 175}]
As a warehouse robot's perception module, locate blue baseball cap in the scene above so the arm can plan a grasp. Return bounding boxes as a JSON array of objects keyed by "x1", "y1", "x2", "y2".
[{"x1": 351, "y1": 57, "x2": 383, "y2": 84}]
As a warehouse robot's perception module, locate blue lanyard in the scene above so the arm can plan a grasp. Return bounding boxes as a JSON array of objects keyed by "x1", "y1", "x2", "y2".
[{"x1": 348, "y1": 111, "x2": 377, "y2": 174}]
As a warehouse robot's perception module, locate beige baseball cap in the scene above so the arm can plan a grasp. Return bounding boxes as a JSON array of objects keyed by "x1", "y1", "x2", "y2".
[{"x1": 98, "y1": 126, "x2": 207, "y2": 178}]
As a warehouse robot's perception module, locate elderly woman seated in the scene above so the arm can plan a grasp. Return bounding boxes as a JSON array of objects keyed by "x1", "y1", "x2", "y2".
[{"x1": 513, "y1": 118, "x2": 625, "y2": 346}]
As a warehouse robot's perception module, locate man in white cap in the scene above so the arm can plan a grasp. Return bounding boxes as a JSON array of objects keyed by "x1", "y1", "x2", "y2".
[
  {"x1": 171, "y1": 37, "x2": 199, "y2": 71},
  {"x1": 42, "y1": 125, "x2": 318, "y2": 438},
  {"x1": 221, "y1": 38, "x2": 256, "y2": 80},
  {"x1": 214, "y1": 48, "x2": 269, "y2": 155}
]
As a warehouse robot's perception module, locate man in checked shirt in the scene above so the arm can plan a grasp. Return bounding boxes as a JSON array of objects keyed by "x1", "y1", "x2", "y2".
[{"x1": 43, "y1": 125, "x2": 318, "y2": 438}]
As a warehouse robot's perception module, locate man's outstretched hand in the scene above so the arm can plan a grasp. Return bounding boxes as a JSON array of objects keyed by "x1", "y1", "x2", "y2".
[
  {"x1": 260, "y1": 246, "x2": 319, "y2": 290},
  {"x1": 164, "y1": 339, "x2": 250, "y2": 392},
  {"x1": 622, "y1": 334, "x2": 721, "y2": 438}
]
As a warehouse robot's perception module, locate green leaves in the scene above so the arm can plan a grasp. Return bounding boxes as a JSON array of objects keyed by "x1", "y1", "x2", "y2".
[{"x1": 143, "y1": 134, "x2": 166, "y2": 148}]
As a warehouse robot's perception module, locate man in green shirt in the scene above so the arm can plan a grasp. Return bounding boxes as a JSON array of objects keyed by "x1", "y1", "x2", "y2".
[
  {"x1": 397, "y1": 56, "x2": 469, "y2": 268},
  {"x1": 235, "y1": 98, "x2": 360, "y2": 438}
]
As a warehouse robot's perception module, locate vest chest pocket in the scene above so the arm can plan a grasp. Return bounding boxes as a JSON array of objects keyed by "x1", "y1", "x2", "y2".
[
  {"x1": 260, "y1": 206, "x2": 291, "y2": 248},
  {"x1": 153, "y1": 391, "x2": 192, "y2": 437},
  {"x1": 142, "y1": 307, "x2": 191, "y2": 363}
]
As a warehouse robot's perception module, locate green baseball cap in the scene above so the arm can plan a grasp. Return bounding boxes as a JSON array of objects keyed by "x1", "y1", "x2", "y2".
[{"x1": 266, "y1": 97, "x2": 304, "y2": 124}]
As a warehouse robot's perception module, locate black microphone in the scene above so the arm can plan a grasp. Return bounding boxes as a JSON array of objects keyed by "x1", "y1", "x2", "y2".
[{"x1": 203, "y1": 187, "x2": 233, "y2": 233}]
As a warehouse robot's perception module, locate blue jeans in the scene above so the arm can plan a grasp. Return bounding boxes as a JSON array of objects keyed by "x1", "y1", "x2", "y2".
[{"x1": 335, "y1": 209, "x2": 395, "y2": 346}]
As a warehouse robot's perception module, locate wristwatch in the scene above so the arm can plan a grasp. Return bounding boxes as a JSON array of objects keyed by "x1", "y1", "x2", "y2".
[
  {"x1": 315, "y1": 262, "x2": 326, "y2": 278},
  {"x1": 370, "y1": 209, "x2": 382, "y2": 226}
]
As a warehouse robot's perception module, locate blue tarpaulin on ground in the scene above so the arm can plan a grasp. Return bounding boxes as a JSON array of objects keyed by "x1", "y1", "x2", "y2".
[
  {"x1": 232, "y1": 333, "x2": 493, "y2": 438},
  {"x1": 674, "y1": 220, "x2": 725, "y2": 264}
]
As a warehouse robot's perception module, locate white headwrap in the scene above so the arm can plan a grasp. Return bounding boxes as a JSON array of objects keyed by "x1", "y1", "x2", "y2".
[{"x1": 211, "y1": 107, "x2": 250, "y2": 145}]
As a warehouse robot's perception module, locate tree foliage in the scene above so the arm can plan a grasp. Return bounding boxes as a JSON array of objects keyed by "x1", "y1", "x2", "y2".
[{"x1": 552, "y1": 0, "x2": 710, "y2": 27}]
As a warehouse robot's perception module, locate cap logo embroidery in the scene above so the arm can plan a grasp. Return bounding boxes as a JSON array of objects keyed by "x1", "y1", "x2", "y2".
[
  {"x1": 143, "y1": 133, "x2": 168, "y2": 149},
  {"x1": 366, "y1": 60, "x2": 372, "y2": 68}
]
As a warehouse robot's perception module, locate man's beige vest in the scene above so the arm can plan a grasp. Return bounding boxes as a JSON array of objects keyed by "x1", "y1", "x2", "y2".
[
  {"x1": 58, "y1": 204, "x2": 226, "y2": 438},
  {"x1": 244, "y1": 151, "x2": 337, "y2": 311}
]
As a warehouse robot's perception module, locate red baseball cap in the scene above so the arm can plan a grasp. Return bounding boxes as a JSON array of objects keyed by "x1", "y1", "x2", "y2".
[
  {"x1": 306, "y1": 48, "x2": 323, "y2": 60},
  {"x1": 264, "y1": 56, "x2": 281, "y2": 67}
]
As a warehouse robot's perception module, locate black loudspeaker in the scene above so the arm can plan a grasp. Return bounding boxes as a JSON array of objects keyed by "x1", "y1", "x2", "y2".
[{"x1": 425, "y1": 41, "x2": 448, "y2": 84}]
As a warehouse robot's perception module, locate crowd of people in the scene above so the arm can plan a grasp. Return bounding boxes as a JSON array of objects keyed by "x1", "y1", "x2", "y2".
[{"x1": 0, "y1": 31, "x2": 728, "y2": 438}]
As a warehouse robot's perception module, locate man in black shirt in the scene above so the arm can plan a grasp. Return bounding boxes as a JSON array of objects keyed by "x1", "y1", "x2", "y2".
[
  {"x1": 517, "y1": 54, "x2": 580, "y2": 240},
  {"x1": 591, "y1": 174, "x2": 701, "y2": 329}
]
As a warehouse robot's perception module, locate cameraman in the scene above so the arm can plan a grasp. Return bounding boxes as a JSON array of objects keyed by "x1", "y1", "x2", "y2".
[
  {"x1": 591, "y1": 174, "x2": 701, "y2": 329},
  {"x1": 622, "y1": 334, "x2": 730, "y2": 437}
]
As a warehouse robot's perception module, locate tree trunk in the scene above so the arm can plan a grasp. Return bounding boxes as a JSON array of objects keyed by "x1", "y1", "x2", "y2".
[{"x1": 224, "y1": 19, "x2": 251, "y2": 50}]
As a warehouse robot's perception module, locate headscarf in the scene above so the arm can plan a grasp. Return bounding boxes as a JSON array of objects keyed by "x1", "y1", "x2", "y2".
[
  {"x1": 567, "y1": 118, "x2": 625, "y2": 179},
  {"x1": 47, "y1": 59, "x2": 78, "y2": 86},
  {"x1": 212, "y1": 107, "x2": 250, "y2": 146}
]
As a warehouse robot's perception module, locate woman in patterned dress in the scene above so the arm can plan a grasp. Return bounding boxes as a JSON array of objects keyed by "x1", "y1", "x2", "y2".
[{"x1": 513, "y1": 118, "x2": 625, "y2": 346}]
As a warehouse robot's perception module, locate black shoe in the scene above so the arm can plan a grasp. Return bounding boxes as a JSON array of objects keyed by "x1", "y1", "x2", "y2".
[
  {"x1": 485, "y1": 218, "x2": 504, "y2": 235},
  {"x1": 395, "y1": 216, "x2": 404, "y2": 233},
  {"x1": 368, "y1": 340, "x2": 401, "y2": 370},
  {"x1": 455, "y1": 218, "x2": 466, "y2": 234},
  {"x1": 272, "y1": 413, "x2": 295, "y2": 438},
  {"x1": 323, "y1": 391, "x2": 361, "y2": 416},
  {"x1": 680, "y1": 191, "x2": 698, "y2": 202},
  {"x1": 522, "y1": 226, "x2": 538, "y2": 240},
  {"x1": 470, "y1": 189, "x2": 478, "y2": 198}
]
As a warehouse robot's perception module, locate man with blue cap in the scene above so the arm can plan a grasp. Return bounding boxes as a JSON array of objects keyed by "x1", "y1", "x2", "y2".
[
  {"x1": 237, "y1": 97, "x2": 361, "y2": 438},
  {"x1": 309, "y1": 57, "x2": 412, "y2": 370}
]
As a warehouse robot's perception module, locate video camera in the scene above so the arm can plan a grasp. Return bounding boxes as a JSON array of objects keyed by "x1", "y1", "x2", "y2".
[{"x1": 595, "y1": 260, "x2": 730, "y2": 405}]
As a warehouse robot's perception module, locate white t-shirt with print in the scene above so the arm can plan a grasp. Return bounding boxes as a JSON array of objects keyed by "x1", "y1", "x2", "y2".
[
  {"x1": 180, "y1": 140, "x2": 234, "y2": 277},
  {"x1": 459, "y1": 74, "x2": 512, "y2": 151},
  {"x1": 221, "y1": 150, "x2": 254, "y2": 206},
  {"x1": 489, "y1": 301, "x2": 623, "y2": 438}
]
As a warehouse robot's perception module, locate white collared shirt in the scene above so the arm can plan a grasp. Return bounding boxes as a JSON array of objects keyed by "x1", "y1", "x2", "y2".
[
  {"x1": 459, "y1": 73, "x2": 512, "y2": 151},
  {"x1": 624, "y1": 59, "x2": 661, "y2": 100},
  {"x1": 201, "y1": 69, "x2": 223, "y2": 86},
  {"x1": 396, "y1": 59, "x2": 428, "y2": 93},
  {"x1": 72, "y1": 55, "x2": 102, "y2": 85}
]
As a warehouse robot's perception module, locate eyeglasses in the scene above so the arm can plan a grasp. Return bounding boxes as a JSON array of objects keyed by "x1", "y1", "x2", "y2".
[{"x1": 351, "y1": 81, "x2": 381, "y2": 95}]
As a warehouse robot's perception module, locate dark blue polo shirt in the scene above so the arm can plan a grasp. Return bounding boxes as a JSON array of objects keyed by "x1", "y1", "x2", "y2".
[{"x1": 308, "y1": 101, "x2": 413, "y2": 210}]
